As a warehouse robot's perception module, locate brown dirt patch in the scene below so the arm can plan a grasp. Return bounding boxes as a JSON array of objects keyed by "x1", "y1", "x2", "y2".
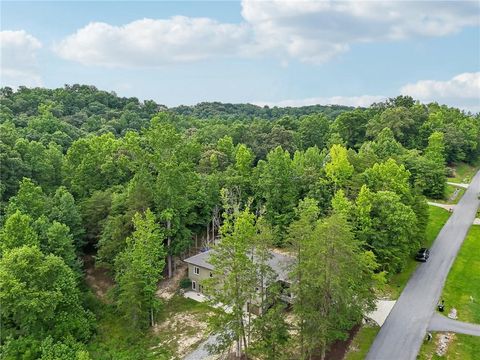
[
  {"x1": 83, "y1": 254, "x2": 114, "y2": 301},
  {"x1": 156, "y1": 260, "x2": 188, "y2": 301},
  {"x1": 323, "y1": 324, "x2": 361, "y2": 360},
  {"x1": 153, "y1": 310, "x2": 212, "y2": 358}
]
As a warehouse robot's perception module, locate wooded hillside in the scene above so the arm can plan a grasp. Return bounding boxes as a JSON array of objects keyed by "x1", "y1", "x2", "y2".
[{"x1": 1, "y1": 85, "x2": 479, "y2": 359}]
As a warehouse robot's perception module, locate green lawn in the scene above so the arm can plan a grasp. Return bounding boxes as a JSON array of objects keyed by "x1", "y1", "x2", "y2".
[
  {"x1": 448, "y1": 160, "x2": 480, "y2": 183},
  {"x1": 418, "y1": 333, "x2": 480, "y2": 360},
  {"x1": 87, "y1": 295, "x2": 213, "y2": 359},
  {"x1": 440, "y1": 226, "x2": 480, "y2": 324},
  {"x1": 418, "y1": 226, "x2": 480, "y2": 359},
  {"x1": 385, "y1": 206, "x2": 451, "y2": 298},
  {"x1": 344, "y1": 325, "x2": 380, "y2": 360}
]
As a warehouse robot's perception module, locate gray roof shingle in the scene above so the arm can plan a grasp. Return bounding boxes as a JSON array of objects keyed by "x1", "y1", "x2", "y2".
[{"x1": 183, "y1": 250, "x2": 294, "y2": 281}]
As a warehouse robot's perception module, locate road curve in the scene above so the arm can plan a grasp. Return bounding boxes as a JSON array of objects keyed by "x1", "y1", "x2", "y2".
[
  {"x1": 366, "y1": 170, "x2": 480, "y2": 360},
  {"x1": 428, "y1": 313, "x2": 480, "y2": 336}
]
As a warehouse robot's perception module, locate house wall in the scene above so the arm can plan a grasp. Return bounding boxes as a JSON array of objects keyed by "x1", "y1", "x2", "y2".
[{"x1": 187, "y1": 263, "x2": 212, "y2": 292}]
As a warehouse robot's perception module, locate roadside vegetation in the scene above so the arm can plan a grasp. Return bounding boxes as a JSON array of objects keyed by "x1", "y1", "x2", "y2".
[
  {"x1": 447, "y1": 159, "x2": 480, "y2": 183},
  {"x1": 385, "y1": 205, "x2": 451, "y2": 298},
  {"x1": 418, "y1": 333, "x2": 480, "y2": 360},
  {"x1": 1, "y1": 87, "x2": 479, "y2": 358},
  {"x1": 441, "y1": 226, "x2": 480, "y2": 324},
  {"x1": 345, "y1": 204, "x2": 453, "y2": 358},
  {"x1": 344, "y1": 325, "x2": 380, "y2": 360},
  {"x1": 418, "y1": 225, "x2": 480, "y2": 359}
]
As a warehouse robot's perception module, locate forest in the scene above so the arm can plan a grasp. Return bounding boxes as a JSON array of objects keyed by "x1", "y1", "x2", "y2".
[{"x1": 0, "y1": 85, "x2": 479, "y2": 359}]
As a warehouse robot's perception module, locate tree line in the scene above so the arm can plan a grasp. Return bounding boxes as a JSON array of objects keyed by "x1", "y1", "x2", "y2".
[{"x1": 0, "y1": 86, "x2": 479, "y2": 358}]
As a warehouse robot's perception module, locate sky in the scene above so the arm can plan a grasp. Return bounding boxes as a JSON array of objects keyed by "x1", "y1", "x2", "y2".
[{"x1": 1, "y1": 0, "x2": 479, "y2": 111}]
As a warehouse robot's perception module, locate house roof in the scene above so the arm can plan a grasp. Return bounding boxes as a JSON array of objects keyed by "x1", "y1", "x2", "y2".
[
  {"x1": 183, "y1": 249, "x2": 294, "y2": 282},
  {"x1": 183, "y1": 250, "x2": 215, "y2": 270}
]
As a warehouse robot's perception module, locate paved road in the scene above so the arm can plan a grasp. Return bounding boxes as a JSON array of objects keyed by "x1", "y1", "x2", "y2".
[
  {"x1": 428, "y1": 313, "x2": 480, "y2": 336},
  {"x1": 184, "y1": 334, "x2": 218, "y2": 360},
  {"x1": 366, "y1": 170, "x2": 480, "y2": 360}
]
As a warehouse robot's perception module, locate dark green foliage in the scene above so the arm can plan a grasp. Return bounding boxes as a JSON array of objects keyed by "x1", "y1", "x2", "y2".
[
  {"x1": 0, "y1": 86, "x2": 478, "y2": 358},
  {"x1": 256, "y1": 147, "x2": 299, "y2": 242},
  {"x1": 0, "y1": 246, "x2": 95, "y2": 357},
  {"x1": 331, "y1": 109, "x2": 369, "y2": 149},
  {"x1": 114, "y1": 209, "x2": 166, "y2": 330},
  {"x1": 179, "y1": 277, "x2": 192, "y2": 289}
]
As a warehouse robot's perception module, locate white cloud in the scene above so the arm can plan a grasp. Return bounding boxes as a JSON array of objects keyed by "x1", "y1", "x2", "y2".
[
  {"x1": 54, "y1": 1, "x2": 479, "y2": 67},
  {"x1": 400, "y1": 72, "x2": 480, "y2": 99},
  {"x1": 54, "y1": 16, "x2": 250, "y2": 67},
  {"x1": 0, "y1": 30, "x2": 43, "y2": 87},
  {"x1": 255, "y1": 72, "x2": 480, "y2": 112},
  {"x1": 241, "y1": 0, "x2": 479, "y2": 63},
  {"x1": 254, "y1": 95, "x2": 387, "y2": 108},
  {"x1": 400, "y1": 72, "x2": 480, "y2": 112}
]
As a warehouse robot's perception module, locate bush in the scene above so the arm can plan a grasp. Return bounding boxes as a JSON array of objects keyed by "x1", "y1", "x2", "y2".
[{"x1": 179, "y1": 278, "x2": 192, "y2": 289}]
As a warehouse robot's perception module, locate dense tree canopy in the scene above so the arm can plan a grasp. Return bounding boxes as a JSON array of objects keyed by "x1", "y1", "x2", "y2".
[{"x1": 1, "y1": 86, "x2": 478, "y2": 358}]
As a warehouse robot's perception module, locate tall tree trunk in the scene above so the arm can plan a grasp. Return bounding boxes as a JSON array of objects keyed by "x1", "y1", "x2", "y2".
[
  {"x1": 236, "y1": 337, "x2": 241, "y2": 358},
  {"x1": 167, "y1": 219, "x2": 172, "y2": 278},
  {"x1": 211, "y1": 215, "x2": 215, "y2": 244},
  {"x1": 320, "y1": 339, "x2": 327, "y2": 360},
  {"x1": 241, "y1": 317, "x2": 248, "y2": 358},
  {"x1": 206, "y1": 221, "x2": 210, "y2": 246}
]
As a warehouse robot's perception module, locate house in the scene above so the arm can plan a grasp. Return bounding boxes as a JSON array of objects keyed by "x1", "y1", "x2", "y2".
[
  {"x1": 183, "y1": 250, "x2": 215, "y2": 294},
  {"x1": 183, "y1": 249, "x2": 294, "y2": 307}
]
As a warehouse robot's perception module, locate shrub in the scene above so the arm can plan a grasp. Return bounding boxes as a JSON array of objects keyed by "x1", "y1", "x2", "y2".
[{"x1": 179, "y1": 278, "x2": 192, "y2": 289}]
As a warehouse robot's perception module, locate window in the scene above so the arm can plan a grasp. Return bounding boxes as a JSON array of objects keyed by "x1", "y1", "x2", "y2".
[
  {"x1": 194, "y1": 266, "x2": 200, "y2": 275},
  {"x1": 192, "y1": 281, "x2": 196, "y2": 290},
  {"x1": 209, "y1": 272, "x2": 213, "y2": 278}
]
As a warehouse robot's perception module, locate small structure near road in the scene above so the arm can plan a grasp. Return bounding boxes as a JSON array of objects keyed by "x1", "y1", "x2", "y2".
[
  {"x1": 427, "y1": 202, "x2": 455, "y2": 212},
  {"x1": 446, "y1": 181, "x2": 469, "y2": 189},
  {"x1": 365, "y1": 300, "x2": 396, "y2": 326},
  {"x1": 448, "y1": 308, "x2": 458, "y2": 320}
]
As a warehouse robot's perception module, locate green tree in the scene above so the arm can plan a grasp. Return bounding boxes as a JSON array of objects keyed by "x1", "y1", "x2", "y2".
[
  {"x1": 366, "y1": 107, "x2": 418, "y2": 147},
  {"x1": 40, "y1": 337, "x2": 91, "y2": 360},
  {"x1": 205, "y1": 207, "x2": 257, "y2": 357},
  {"x1": 0, "y1": 246, "x2": 94, "y2": 357},
  {"x1": 362, "y1": 159, "x2": 412, "y2": 202},
  {"x1": 331, "y1": 109, "x2": 368, "y2": 149},
  {"x1": 424, "y1": 131, "x2": 446, "y2": 164},
  {"x1": 0, "y1": 211, "x2": 39, "y2": 255},
  {"x1": 324, "y1": 144, "x2": 354, "y2": 191},
  {"x1": 256, "y1": 147, "x2": 299, "y2": 242},
  {"x1": 41, "y1": 221, "x2": 80, "y2": 272},
  {"x1": 225, "y1": 143, "x2": 255, "y2": 206},
  {"x1": 141, "y1": 120, "x2": 200, "y2": 278},
  {"x1": 370, "y1": 128, "x2": 405, "y2": 160},
  {"x1": 289, "y1": 199, "x2": 378, "y2": 359},
  {"x1": 6, "y1": 178, "x2": 46, "y2": 219},
  {"x1": 114, "y1": 209, "x2": 166, "y2": 329},
  {"x1": 48, "y1": 186, "x2": 85, "y2": 249},
  {"x1": 355, "y1": 187, "x2": 418, "y2": 274},
  {"x1": 250, "y1": 297, "x2": 290, "y2": 360},
  {"x1": 298, "y1": 114, "x2": 330, "y2": 150},
  {"x1": 63, "y1": 133, "x2": 130, "y2": 198}
]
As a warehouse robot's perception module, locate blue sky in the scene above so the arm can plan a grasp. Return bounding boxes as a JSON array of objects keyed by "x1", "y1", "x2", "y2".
[{"x1": 1, "y1": 1, "x2": 479, "y2": 110}]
